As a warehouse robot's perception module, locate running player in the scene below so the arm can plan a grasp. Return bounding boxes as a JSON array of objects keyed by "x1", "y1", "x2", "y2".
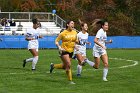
[
  {"x1": 49, "y1": 20, "x2": 77, "y2": 84},
  {"x1": 74, "y1": 22, "x2": 93, "y2": 77},
  {"x1": 23, "y1": 18, "x2": 43, "y2": 71},
  {"x1": 87, "y1": 19, "x2": 112, "y2": 81}
]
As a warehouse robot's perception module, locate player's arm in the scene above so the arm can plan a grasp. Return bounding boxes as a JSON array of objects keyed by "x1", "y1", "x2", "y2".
[
  {"x1": 25, "y1": 33, "x2": 34, "y2": 41},
  {"x1": 25, "y1": 36, "x2": 34, "y2": 41},
  {"x1": 105, "y1": 39, "x2": 113, "y2": 44},
  {"x1": 86, "y1": 41, "x2": 91, "y2": 45},
  {"x1": 86, "y1": 34, "x2": 91, "y2": 45},
  {"x1": 55, "y1": 34, "x2": 65, "y2": 51},
  {"x1": 55, "y1": 34, "x2": 61, "y2": 48},
  {"x1": 38, "y1": 30, "x2": 43, "y2": 38},
  {"x1": 39, "y1": 35, "x2": 43, "y2": 38},
  {"x1": 94, "y1": 30, "x2": 106, "y2": 49},
  {"x1": 25, "y1": 37, "x2": 34, "y2": 41},
  {"x1": 75, "y1": 35, "x2": 80, "y2": 44},
  {"x1": 74, "y1": 34, "x2": 80, "y2": 50},
  {"x1": 86, "y1": 41, "x2": 91, "y2": 46},
  {"x1": 94, "y1": 37, "x2": 106, "y2": 49}
]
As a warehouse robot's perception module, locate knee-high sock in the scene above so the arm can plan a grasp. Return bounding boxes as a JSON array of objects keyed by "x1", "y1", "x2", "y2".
[
  {"x1": 32, "y1": 56, "x2": 38, "y2": 69},
  {"x1": 66, "y1": 69, "x2": 72, "y2": 81},
  {"x1": 54, "y1": 64, "x2": 63, "y2": 69},
  {"x1": 103, "y1": 68, "x2": 108, "y2": 79},
  {"x1": 77, "y1": 64, "x2": 82, "y2": 74},
  {"x1": 26, "y1": 58, "x2": 33, "y2": 62},
  {"x1": 85, "y1": 59, "x2": 95, "y2": 67}
]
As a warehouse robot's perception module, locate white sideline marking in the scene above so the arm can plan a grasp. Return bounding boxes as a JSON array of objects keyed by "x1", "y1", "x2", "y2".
[{"x1": 1, "y1": 57, "x2": 138, "y2": 75}]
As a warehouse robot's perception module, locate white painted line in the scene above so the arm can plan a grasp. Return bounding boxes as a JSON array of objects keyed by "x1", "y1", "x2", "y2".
[
  {"x1": 0, "y1": 57, "x2": 138, "y2": 75},
  {"x1": 110, "y1": 57, "x2": 138, "y2": 69},
  {"x1": 82, "y1": 57, "x2": 139, "y2": 72},
  {"x1": 119, "y1": 61, "x2": 138, "y2": 68}
]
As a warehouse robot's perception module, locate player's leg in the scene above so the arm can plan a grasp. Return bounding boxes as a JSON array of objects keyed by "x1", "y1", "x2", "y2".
[
  {"x1": 50, "y1": 62, "x2": 64, "y2": 73},
  {"x1": 75, "y1": 54, "x2": 85, "y2": 76},
  {"x1": 87, "y1": 51, "x2": 99, "y2": 68},
  {"x1": 25, "y1": 58, "x2": 34, "y2": 62},
  {"x1": 101, "y1": 53, "x2": 109, "y2": 81},
  {"x1": 50, "y1": 51, "x2": 65, "y2": 73},
  {"x1": 93, "y1": 57, "x2": 100, "y2": 69},
  {"x1": 29, "y1": 49, "x2": 38, "y2": 70},
  {"x1": 62, "y1": 53, "x2": 75, "y2": 84},
  {"x1": 50, "y1": 63, "x2": 64, "y2": 73},
  {"x1": 23, "y1": 55, "x2": 34, "y2": 68},
  {"x1": 84, "y1": 58, "x2": 95, "y2": 67}
]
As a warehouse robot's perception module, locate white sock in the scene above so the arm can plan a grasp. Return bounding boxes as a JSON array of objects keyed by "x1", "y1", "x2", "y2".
[
  {"x1": 26, "y1": 58, "x2": 33, "y2": 62},
  {"x1": 103, "y1": 68, "x2": 108, "y2": 79},
  {"x1": 77, "y1": 64, "x2": 82, "y2": 75},
  {"x1": 85, "y1": 59, "x2": 95, "y2": 67},
  {"x1": 32, "y1": 56, "x2": 38, "y2": 69}
]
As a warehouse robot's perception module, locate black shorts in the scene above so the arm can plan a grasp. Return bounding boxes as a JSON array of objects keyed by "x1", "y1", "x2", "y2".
[{"x1": 59, "y1": 51, "x2": 73, "y2": 58}]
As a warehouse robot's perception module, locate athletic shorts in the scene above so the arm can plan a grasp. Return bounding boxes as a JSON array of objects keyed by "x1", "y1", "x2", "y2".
[
  {"x1": 74, "y1": 45, "x2": 86, "y2": 56},
  {"x1": 59, "y1": 51, "x2": 73, "y2": 58},
  {"x1": 93, "y1": 48, "x2": 107, "y2": 57},
  {"x1": 28, "y1": 42, "x2": 38, "y2": 51}
]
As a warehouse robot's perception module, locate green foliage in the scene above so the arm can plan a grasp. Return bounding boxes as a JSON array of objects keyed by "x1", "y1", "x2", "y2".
[{"x1": 0, "y1": 0, "x2": 139, "y2": 35}]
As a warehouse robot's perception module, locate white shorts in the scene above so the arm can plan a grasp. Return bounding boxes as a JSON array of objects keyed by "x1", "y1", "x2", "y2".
[
  {"x1": 74, "y1": 45, "x2": 86, "y2": 56},
  {"x1": 93, "y1": 47, "x2": 107, "y2": 57},
  {"x1": 28, "y1": 42, "x2": 38, "y2": 51}
]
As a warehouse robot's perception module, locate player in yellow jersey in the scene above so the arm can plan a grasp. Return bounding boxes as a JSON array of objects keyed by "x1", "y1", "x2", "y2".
[{"x1": 50, "y1": 20, "x2": 77, "y2": 84}]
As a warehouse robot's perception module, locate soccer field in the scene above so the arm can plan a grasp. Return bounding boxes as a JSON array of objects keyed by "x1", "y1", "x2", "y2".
[{"x1": 0, "y1": 49, "x2": 139, "y2": 93}]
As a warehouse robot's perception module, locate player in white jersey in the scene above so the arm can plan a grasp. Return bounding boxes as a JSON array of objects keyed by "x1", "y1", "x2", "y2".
[
  {"x1": 88, "y1": 20, "x2": 112, "y2": 81},
  {"x1": 74, "y1": 22, "x2": 94, "y2": 76},
  {"x1": 23, "y1": 18, "x2": 42, "y2": 71}
]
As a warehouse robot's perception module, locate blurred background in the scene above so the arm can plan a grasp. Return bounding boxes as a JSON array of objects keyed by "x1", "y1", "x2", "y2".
[{"x1": 0, "y1": 0, "x2": 139, "y2": 36}]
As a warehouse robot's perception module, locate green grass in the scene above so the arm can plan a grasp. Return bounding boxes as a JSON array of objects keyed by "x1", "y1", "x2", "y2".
[{"x1": 0, "y1": 49, "x2": 140, "y2": 93}]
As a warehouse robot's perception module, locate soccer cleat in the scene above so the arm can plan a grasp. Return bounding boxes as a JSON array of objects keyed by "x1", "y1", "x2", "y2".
[
  {"x1": 69, "y1": 81, "x2": 76, "y2": 84},
  {"x1": 32, "y1": 69, "x2": 36, "y2": 71},
  {"x1": 31, "y1": 69, "x2": 36, "y2": 74},
  {"x1": 50, "y1": 63, "x2": 54, "y2": 73},
  {"x1": 77, "y1": 74, "x2": 81, "y2": 77},
  {"x1": 23, "y1": 59, "x2": 26, "y2": 68},
  {"x1": 103, "y1": 78, "x2": 108, "y2": 82}
]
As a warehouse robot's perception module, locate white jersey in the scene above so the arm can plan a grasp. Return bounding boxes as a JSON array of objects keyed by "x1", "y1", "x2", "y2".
[
  {"x1": 74, "y1": 31, "x2": 89, "y2": 56},
  {"x1": 93, "y1": 28, "x2": 107, "y2": 57},
  {"x1": 93, "y1": 28, "x2": 107, "y2": 50},
  {"x1": 26, "y1": 27, "x2": 40, "y2": 49},
  {"x1": 77, "y1": 31, "x2": 89, "y2": 47}
]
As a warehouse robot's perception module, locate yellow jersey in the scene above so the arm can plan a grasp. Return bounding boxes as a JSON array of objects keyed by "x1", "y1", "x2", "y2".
[{"x1": 55, "y1": 29, "x2": 77, "y2": 53}]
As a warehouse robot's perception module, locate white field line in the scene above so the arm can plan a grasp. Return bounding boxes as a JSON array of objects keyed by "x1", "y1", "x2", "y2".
[
  {"x1": 109, "y1": 57, "x2": 138, "y2": 69},
  {"x1": 0, "y1": 57, "x2": 138, "y2": 75},
  {"x1": 81, "y1": 57, "x2": 139, "y2": 72}
]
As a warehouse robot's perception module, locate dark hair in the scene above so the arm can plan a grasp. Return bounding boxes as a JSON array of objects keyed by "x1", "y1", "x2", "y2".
[
  {"x1": 96, "y1": 19, "x2": 108, "y2": 28},
  {"x1": 80, "y1": 22, "x2": 86, "y2": 27},
  {"x1": 60, "y1": 28, "x2": 65, "y2": 33},
  {"x1": 80, "y1": 22, "x2": 87, "y2": 30},
  {"x1": 32, "y1": 18, "x2": 38, "y2": 24},
  {"x1": 66, "y1": 20, "x2": 73, "y2": 29}
]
